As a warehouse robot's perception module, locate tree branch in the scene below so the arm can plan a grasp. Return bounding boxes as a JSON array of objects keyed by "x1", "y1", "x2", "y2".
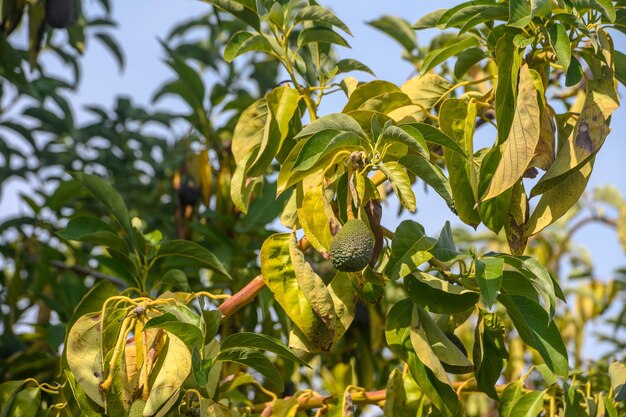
[
  {"x1": 49, "y1": 260, "x2": 126, "y2": 286},
  {"x1": 252, "y1": 380, "x2": 519, "y2": 413},
  {"x1": 217, "y1": 275, "x2": 266, "y2": 318}
]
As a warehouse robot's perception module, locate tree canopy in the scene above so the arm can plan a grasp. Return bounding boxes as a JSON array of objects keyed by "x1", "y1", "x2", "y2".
[{"x1": 1, "y1": 1, "x2": 626, "y2": 416}]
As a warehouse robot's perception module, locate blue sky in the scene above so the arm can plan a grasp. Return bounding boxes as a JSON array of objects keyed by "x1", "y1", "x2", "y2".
[{"x1": 1, "y1": 0, "x2": 625, "y2": 355}]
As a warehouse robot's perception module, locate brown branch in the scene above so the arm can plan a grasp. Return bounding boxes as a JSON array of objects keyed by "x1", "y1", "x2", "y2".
[
  {"x1": 252, "y1": 380, "x2": 519, "y2": 413},
  {"x1": 217, "y1": 275, "x2": 266, "y2": 318},
  {"x1": 49, "y1": 260, "x2": 126, "y2": 286},
  {"x1": 253, "y1": 389, "x2": 387, "y2": 413}
]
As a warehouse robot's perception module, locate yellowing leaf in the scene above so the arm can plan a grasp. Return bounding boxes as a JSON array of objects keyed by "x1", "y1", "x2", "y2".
[
  {"x1": 532, "y1": 67, "x2": 619, "y2": 196},
  {"x1": 260, "y1": 233, "x2": 333, "y2": 351},
  {"x1": 66, "y1": 313, "x2": 105, "y2": 406},
  {"x1": 401, "y1": 73, "x2": 453, "y2": 119},
  {"x1": 529, "y1": 105, "x2": 556, "y2": 171},
  {"x1": 483, "y1": 65, "x2": 540, "y2": 201},
  {"x1": 379, "y1": 161, "x2": 416, "y2": 212},
  {"x1": 297, "y1": 186, "x2": 336, "y2": 252},
  {"x1": 525, "y1": 159, "x2": 594, "y2": 236},
  {"x1": 232, "y1": 99, "x2": 267, "y2": 162},
  {"x1": 144, "y1": 333, "x2": 192, "y2": 416}
]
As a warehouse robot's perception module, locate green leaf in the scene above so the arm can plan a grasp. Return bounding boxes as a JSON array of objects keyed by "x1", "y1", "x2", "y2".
[
  {"x1": 155, "y1": 240, "x2": 231, "y2": 280},
  {"x1": 297, "y1": 27, "x2": 349, "y2": 47},
  {"x1": 221, "y1": 332, "x2": 308, "y2": 367},
  {"x1": 408, "y1": 123, "x2": 466, "y2": 157},
  {"x1": 367, "y1": 15, "x2": 416, "y2": 51},
  {"x1": 378, "y1": 125, "x2": 428, "y2": 158},
  {"x1": 430, "y1": 221, "x2": 458, "y2": 261},
  {"x1": 439, "y1": 99, "x2": 480, "y2": 226},
  {"x1": 565, "y1": 57, "x2": 584, "y2": 87},
  {"x1": 399, "y1": 154, "x2": 454, "y2": 207},
  {"x1": 531, "y1": 0, "x2": 552, "y2": 17},
  {"x1": 201, "y1": 0, "x2": 260, "y2": 30},
  {"x1": 508, "y1": 0, "x2": 531, "y2": 28},
  {"x1": 293, "y1": 130, "x2": 361, "y2": 173},
  {"x1": 385, "y1": 221, "x2": 435, "y2": 279},
  {"x1": 405, "y1": 272, "x2": 479, "y2": 314},
  {"x1": 294, "y1": 113, "x2": 367, "y2": 140},
  {"x1": 70, "y1": 172, "x2": 133, "y2": 241},
  {"x1": 0, "y1": 381, "x2": 26, "y2": 417},
  {"x1": 437, "y1": 1, "x2": 493, "y2": 28},
  {"x1": 507, "y1": 390, "x2": 547, "y2": 417},
  {"x1": 94, "y1": 33, "x2": 125, "y2": 70},
  {"x1": 58, "y1": 216, "x2": 129, "y2": 253},
  {"x1": 498, "y1": 294, "x2": 569, "y2": 377},
  {"x1": 458, "y1": 6, "x2": 510, "y2": 34},
  {"x1": 166, "y1": 54, "x2": 206, "y2": 105},
  {"x1": 385, "y1": 300, "x2": 459, "y2": 417},
  {"x1": 614, "y1": 51, "x2": 626, "y2": 87},
  {"x1": 548, "y1": 23, "x2": 571, "y2": 71},
  {"x1": 143, "y1": 313, "x2": 203, "y2": 352},
  {"x1": 476, "y1": 257, "x2": 503, "y2": 308},
  {"x1": 379, "y1": 161, "x2": 416, "y2": 212},
  {"x1": 412, "y1": 9, "x2": 447, "y2": 30},
  {"x1": 295, "y1": 5, "x2": 352, "y2": 35},
  {"x1": 497, "y1": 254, "x2": 556, "y2": 316},
  {"x1": 384, "y1": 369, "x2": 411, "y2": 417},
  {"x1": 454, "y1": 47, "x2": 487, "y2": 79},
  {"x1": 216, "y1": 348, "x2": 282, "y2": 391},
  {"x1": 334, "y1": 59, "x2": 375, "y2": 76},
  {"x1": 609, "y1": 362, "x2": 626, "y2": 401},
  {"x1": 224, "y1": 32, "x2": 272, "y2": 62},
  {"x1": 414, "y1": 306, "x2": 474, "y2": 371},
  {"x1": 160, "y1": 269, "x2": 190, "y2": 291},
  {"x1": 473, "y1": 311, "x2": 507, "y2": 399},
  {"x1": 575, "y1": 0, "x2": 616, "y2": 22},
  {"x1": 7, "y1": 387, "x2": 40, "y2": 417},
  {"x1": 483, "y1": 65, "x2": 540, "y2": 201},
  {"x1": 420, "y1": 37, "x2": 479, "y2": 74}
]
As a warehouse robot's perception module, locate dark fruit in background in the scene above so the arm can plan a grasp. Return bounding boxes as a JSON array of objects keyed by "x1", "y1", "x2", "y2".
[
  {"x1": 46, "y1": 0, "x2": 78, "y2": 28},
  {"x1": 178, "y1": 177, "x2": 201, "y2": 207}
]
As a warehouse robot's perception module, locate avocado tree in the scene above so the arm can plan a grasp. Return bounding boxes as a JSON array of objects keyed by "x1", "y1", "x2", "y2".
[{"x1": 1, "y1": 0, "x2": 626, "y2": 416}]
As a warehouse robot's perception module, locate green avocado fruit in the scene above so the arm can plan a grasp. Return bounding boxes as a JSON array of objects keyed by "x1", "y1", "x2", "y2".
[
  {"x1": 329, "y1": 219, "x2": 374, "y2": 272},
  {"x1": 46, "y1": 0, "x2": 78, "y2": 28},
  {"x1": 128, "y1": 398, "x2": 146, "y2": 417}
]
